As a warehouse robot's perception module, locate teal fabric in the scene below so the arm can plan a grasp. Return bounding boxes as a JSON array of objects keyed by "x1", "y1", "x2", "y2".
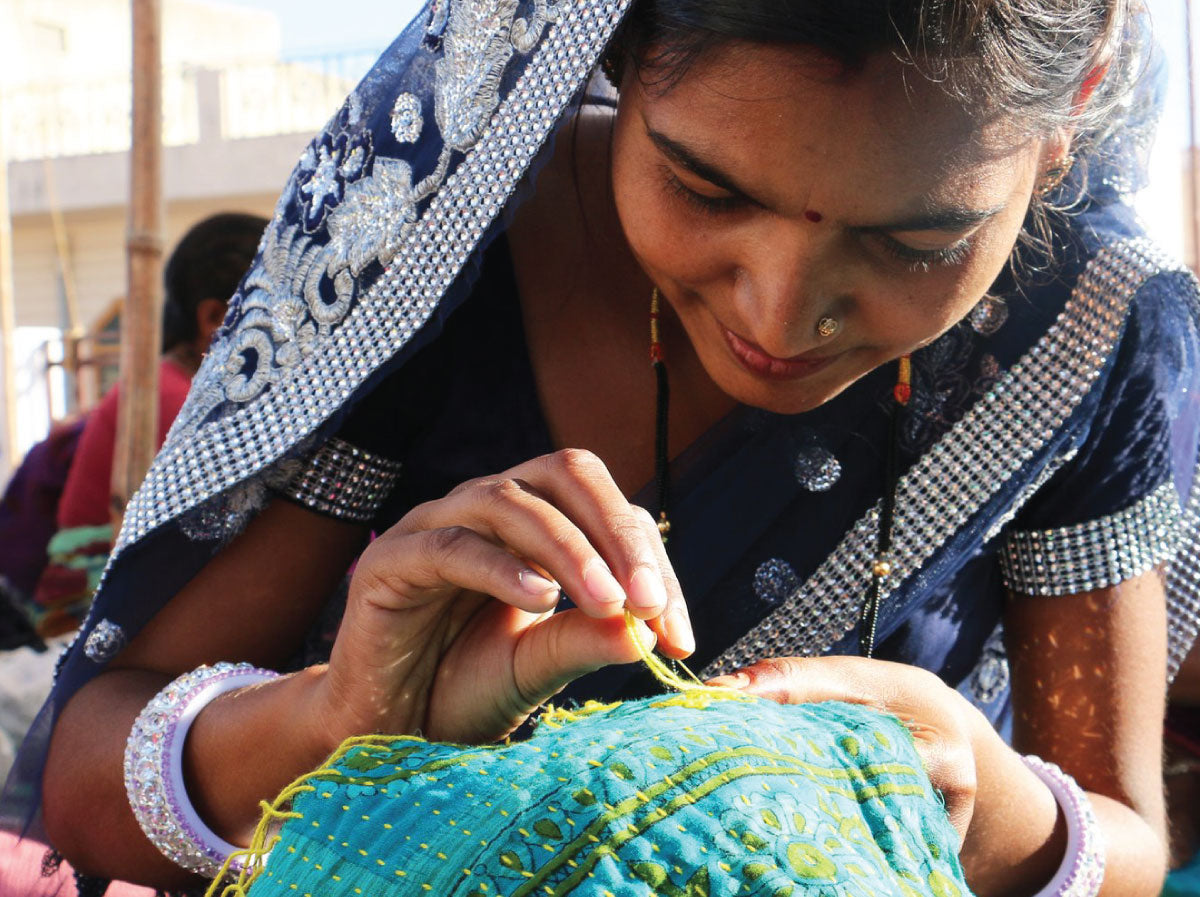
[
  {"x1": 1165, "y1": 851, "x2": 1200, "y2": 897},
  {"x1": 247, "y1": 697, "x2": 970, "y2": 897}
]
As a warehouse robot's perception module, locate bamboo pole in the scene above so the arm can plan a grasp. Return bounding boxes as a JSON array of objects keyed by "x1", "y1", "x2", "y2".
[
  {"x1": 112, "y1": 0, "x2": 164, "y2": 522},
  {"x1": 0, "y1": 91, "x2": 19, "y2": 479}
]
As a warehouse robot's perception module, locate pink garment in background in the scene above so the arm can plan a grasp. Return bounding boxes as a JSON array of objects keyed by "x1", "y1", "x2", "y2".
[{"x1": 56, "y1": 359, "x2": 193, "y2": 530}]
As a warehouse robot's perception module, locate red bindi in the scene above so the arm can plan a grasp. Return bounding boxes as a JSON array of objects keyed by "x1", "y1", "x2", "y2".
[{"x1": 804, "y1": 210, "x2": 824, "y2": 223}]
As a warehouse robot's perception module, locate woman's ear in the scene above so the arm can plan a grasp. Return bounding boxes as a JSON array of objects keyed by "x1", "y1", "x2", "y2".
[
  {"x1": 1036, "y1": 127, "x2": 1074, "y2": 197},
  {"x1": 194, "y1": 297, "x2": 229, "y2": 349}
]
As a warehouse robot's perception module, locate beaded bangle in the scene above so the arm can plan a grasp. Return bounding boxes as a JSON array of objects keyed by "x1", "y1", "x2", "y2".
[
  {"x1": 1022, "y1": 755, "x2": 1106, "y2": 897},
  {"x1": 124, "y1": 662, "x2": 281, "y2": 878}
]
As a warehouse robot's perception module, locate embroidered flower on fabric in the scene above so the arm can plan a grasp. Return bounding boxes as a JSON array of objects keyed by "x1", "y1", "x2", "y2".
[
  {"x1": 391, "y1": 93, "x2": 424, "y2": 144},
  {"x1": 435, "y1": 0, "x2": 523, "y2": 152},
  {"x1": 293, "y1": 91, "x2": 375, "y2": 234},
  {"x1": 218, "y1": 225, "x2": 331, "y2": 404},
  {"x1": 326, "y1": 157, "x2": 419, "y2": 277},
  {"x1": 85, "y1": 619, "x2": 127, "y2": 663},
  {"x1": 297, "y1": 129, "x2": 375, "y2": 234}
]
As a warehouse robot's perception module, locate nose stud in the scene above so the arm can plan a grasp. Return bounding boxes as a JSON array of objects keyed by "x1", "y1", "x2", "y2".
[{"x1": 816, "y1": 316, "x2": 840, "y2": 339}]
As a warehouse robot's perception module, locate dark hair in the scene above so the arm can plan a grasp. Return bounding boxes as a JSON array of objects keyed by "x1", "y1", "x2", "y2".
[
  {"x1": 612, "y1": 0, "x2": 1144, "y2": 205},
  {"x1": 161, "y1": 212, "x2": 267, "y2": 351}
]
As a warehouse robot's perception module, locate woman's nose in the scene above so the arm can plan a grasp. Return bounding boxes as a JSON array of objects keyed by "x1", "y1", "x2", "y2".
[{"x1": 735, "y1": 229, "x2": 837, "y2": 356}]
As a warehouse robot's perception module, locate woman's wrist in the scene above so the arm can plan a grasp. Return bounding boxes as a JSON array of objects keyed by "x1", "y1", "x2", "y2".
[
  {"x1": 180, "y1": 663, "x2": 355, "y2": 850},
  {"x1": 958, "y1": 707, "x2": 1068, "y2": 896}
]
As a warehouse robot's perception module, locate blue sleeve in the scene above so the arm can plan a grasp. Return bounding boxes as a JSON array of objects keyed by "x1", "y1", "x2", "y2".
[{"x1": 1012, "y1": 268, "x2": 1200, "y2": 532}]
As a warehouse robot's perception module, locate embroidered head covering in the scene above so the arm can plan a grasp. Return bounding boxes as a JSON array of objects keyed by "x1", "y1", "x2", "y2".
[{"x1": 216, "y1": 696, "x2": 970, "y2": 897}]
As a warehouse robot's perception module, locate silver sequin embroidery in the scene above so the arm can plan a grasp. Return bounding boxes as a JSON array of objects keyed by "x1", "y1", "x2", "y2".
[
  {"x1": 112, "y1": 0, "x2": 626, "y2": 566},
  {"x1": 85, "y1": 619, "x2": 128, "y2": 663},
  {"x1": 794, "y1": 446, "x2": 841, "y2": 492},
  {"x1": 391, "y1": 93, "x2": 424, "y2": 143},
  {"x1": 969, "y1": 296, "x2": 1009, "y2": 336},
  {"x1": 1000, "y1": 480, "x2": 1183, "y2": 596},
  {"x1": 754, "y1": 559, "x2": 800, "y2": 607}
]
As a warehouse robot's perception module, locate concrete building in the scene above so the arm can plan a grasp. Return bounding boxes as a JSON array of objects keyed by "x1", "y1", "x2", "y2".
[{"x1": 0, "y1": 0, "x2": 371, "y2": 480}]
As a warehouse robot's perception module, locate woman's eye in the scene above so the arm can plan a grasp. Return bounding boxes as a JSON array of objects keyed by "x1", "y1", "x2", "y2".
[
  {"x1": 661, "y1": 168, "x2": 746, "y2": 215},
  {"x1": 875, "y1": 233, "x2": 973, "y2": 273}
]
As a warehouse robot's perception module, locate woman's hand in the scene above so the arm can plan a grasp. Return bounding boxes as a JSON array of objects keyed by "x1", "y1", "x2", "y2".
[
  {"x1": 315, "y1": 448, "x2": 693, "y2": 745},
  {"x1": 708, "y1": 656, "x2": 987, "y2": 840}
]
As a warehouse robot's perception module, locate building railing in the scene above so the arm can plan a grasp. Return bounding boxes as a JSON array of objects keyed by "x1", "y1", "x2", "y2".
[{"x1": 1, "y1": 50, "x2": 381, "y2": 161}]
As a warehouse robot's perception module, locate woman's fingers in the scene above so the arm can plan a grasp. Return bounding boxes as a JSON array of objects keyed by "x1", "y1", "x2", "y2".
[
  {"x1": 527, "y1": 450, "x2": 677, "y2": 620},
  {"x1": 512, "y1": 608, "x2": 658, "y2": 709},
  {"x1": 355, "y1": 525, "x2": 564, "y2": 614},
  {"x1": 711, "y1": 656, "x2": 977, "y2": 840},
  {"x1": 403, "y1": 450, "x2": 695, "y2": 655},
  {"x1": 630, "y1": 505, "x2": 693, "y2": 657}
]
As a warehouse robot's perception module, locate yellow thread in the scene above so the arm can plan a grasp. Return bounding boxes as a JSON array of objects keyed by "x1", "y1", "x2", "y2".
[{"x1": 622, "y1": 611, "x2": 750, "y2": 707}]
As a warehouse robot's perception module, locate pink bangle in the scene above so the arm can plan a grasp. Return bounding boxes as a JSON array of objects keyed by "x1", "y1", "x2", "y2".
[
  {"x1": 124, "y1": 663, "x2": 280, "y2": 877},
  {"x1": 1021, "y1": 754, "x2": 1106, "y2": 897}
]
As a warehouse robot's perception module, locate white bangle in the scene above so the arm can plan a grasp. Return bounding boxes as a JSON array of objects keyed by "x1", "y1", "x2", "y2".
[
  {"x1": 1022, "y1": 754, "x2": 1106, "y2": 897},
  {"x1": 124, "y1": 662, "x2": 280, "y2": 878}
]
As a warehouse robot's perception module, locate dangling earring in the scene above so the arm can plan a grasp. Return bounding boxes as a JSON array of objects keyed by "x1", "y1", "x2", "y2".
[{"x1": 1038, "y1": 150, "x2": 1075, "y2": 197}]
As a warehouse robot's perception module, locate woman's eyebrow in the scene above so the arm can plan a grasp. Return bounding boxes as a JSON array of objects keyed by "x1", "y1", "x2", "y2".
[
  {"x1": 646, "y1": 122, "x2": 1004, "y2": 229},
  {"x1": 858, "y1": 205, "x2": 1006, "y2": 233},
  {"x1": 645, "y1": 126, "x2": 767, "y2": 206}
]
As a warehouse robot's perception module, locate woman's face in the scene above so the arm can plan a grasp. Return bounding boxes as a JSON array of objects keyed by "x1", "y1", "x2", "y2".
[{"x1": 611, "y1": 43, "x2": 1051, "y2": 415}]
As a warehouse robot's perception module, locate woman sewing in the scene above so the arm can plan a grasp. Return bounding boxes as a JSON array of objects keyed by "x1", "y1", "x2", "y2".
[{"x1": 7, "y1": 1, "x2": 1199, "y2": 895}]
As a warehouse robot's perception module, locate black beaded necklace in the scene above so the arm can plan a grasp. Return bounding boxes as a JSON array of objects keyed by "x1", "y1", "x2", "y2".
[{"x1": 647, "y1": 290, "x2": 910, "y2": 658}]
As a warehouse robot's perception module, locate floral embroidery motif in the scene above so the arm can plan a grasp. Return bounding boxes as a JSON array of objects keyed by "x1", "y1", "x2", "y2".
[
  {"x1": 326, "y1": 158, "x2": 419, "y2": 277},
  {"x1": 901, "y1": 323, "x2": 1006, "y2": 454},
  {"x1": 296, "y1": 99, "x2": 374, "y2": 235},
  {"x1": 112, "y1": 0, "x2": 633, "y2": 562},
  {"x1": 181, "y1": 0, "x2": 561, "y2": 438}
]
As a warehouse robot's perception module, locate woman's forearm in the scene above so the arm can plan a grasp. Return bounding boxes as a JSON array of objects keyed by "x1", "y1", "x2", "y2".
[
  {"x1": 960, "y1": 719, "x2": 1166, "y2": 897},
  {"x1": 43, "y1": 665, "x2": 341, "y2": 888}
]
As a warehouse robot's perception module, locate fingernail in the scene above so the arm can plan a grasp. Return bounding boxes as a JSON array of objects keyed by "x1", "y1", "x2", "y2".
[
  {"x1": 518, "y1": 568, "x2": 560, "y2": 598},
  {"x1": 628, "y1": 566, "x2": 668, "y2": 611},
  {"x1": 583, "y1": 559, "x2": 626, "y2": 606},
  {"x1": 707, "y1": 672, "x2": 750, "y2": 689},
  {"x1": 664, "y1": 606, "x2": 695, "y2": 654}
]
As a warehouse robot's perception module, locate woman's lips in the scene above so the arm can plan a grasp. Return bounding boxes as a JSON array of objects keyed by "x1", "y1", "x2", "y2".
[{"x1": 722, "y1": 327, "x2": 839, "y2": 380}]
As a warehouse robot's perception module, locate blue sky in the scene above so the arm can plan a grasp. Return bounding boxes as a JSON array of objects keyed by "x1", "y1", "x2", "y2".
[{"x1": 222, "y1": 0, "x2": 425, "y2": 55}]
